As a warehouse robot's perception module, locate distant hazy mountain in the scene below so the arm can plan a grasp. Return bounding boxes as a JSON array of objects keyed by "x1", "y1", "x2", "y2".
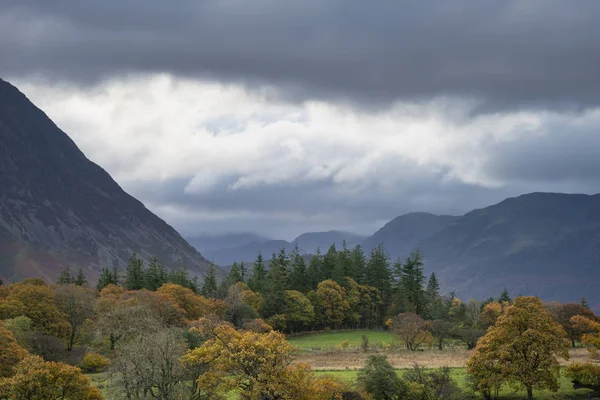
[
  {"x1": 293, "y1": 230, "x2": 366, "y2": 254},
  {"x1": 203, "y1": 240, "x2": 300, "y2": 265},
  {"x1": 361, "y1": 212, "x2": 459, "y2": 259},
  {"x1": 418, "y1": 193, "x2": 600, "y2": 307},
  {"x1": 187, "y1": 233, "x2": 270, "y2": 253},
  {"x1": 0, "y1": 78, "x2": 211, "y2": 282}
]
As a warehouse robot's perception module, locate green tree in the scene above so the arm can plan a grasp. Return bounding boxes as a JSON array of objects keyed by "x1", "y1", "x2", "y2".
[
  {"x1": 56, "y1": 267, "x2": 74, "y2": 285},
  {"x1": 247, "y1": 253, "x2": 267, "y2": 293},
  {"x1": 144, "y1": 256, "x2": 167, "y2": 291},
  {"x1": 332, "y1": 241, "x2": 352, "y2": 284},
  {"x1": 283, "y1": 290, "x2": 314, "y2": 332},
  {"x1": 201, "y1": 263, "x2": 218, "y2": 298},
  {"x1": 306, "y1": 249, "x2": 323, "y2": 290},
  {"x1": 365, "y1": 245, "x2": 392, "y2": 311},
  {"x1": 226, "y1": 262, "x2": 243, "y2": 287},
  {"x1": 357, "y1": 355, "x2": 407, "y2": 400},
  {"x1": 321, "y1": 244, "x2": 338, "y2": 281},
  {"x1": 240, "y1": 261, "x2": 247, "y2": 283},
  {"x1": 349, "y1": 244, "x2": 367, "y2": 284},
  {"x1": 97, "y1": 267, "x2": 119, "y2": 291},
  {"x1": 315, "y1": 280, "x2": 349, "y2": 328},
  {"x1": 400, "y1": 250, "x2": 427, "y2": 316},
  {"x1": 261, "y1": 255, "x2": 289, "y2": 318},
  {"x1": 124, "y1": 253, "x2": 145, "y2": 291},
  {"x1": 498, "y1": 288, "x2": 511, "y2": 304},
  {"x1": 289, "y1": 245, "x2": 309, "y2": 293},
  {"x1": 74, "y1": 268, "x2": 88, "y2": 286},
  {"x1": 467, "y1": 296, "x2": 570, "y2": 400}
]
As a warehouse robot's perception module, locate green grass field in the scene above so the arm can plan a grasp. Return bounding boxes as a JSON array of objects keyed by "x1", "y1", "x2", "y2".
[
  {"x1": 315, "y1": 368, "x2": 594, "y2": 399},
  {"x1": 288, "y1": 330, "x2": 396, "y2": 349}
]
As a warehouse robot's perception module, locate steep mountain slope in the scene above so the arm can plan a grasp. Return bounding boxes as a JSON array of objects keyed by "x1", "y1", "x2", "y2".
[
  {"x1": 292, "y1": 230, "x2": 365, "y2": 254},
  {"x1": 361, "y1": 212, "x2": 459, "y2": 259},
  {"x1": 0, "y1": 78, "x2": 211, "y2": 281},
  {"x1": 419, "y1": 193, "x2": 600, "y2": 306}
]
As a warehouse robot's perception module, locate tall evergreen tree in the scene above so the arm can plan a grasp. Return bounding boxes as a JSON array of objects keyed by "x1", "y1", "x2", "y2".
[
  {"x1": 201, "y1": 263, "x2": 219, "y2": 298},
  {"x1": 332, "y1": 241, "x2": 352, "y2": 283},
  {"x1": 289, "y1": 245, "x2": 309, "y2": 293},
  {"x1": 277, "y1": 248, "x2": 290, "y2": 273},
  {"x1": 262, "y1": 256, "x2": 289, "y2": 318},
  {"x1": 498, "y1": 288, "x2": 512, "y2": 303},
  {"x1": 74, "y1": 268, "x2": 88, "y2": 286},
  {"x1": 56, "y1": 267, "x2": 75, "y2": 285},
  {"x1": 97, "y1": 266, "x2": 118, "y2": 291},
  {"x1": 144, "y1": 256, "x2": 167, "y2": 291},
  {"x1": 365, "y1": 245, "x2": 392, "y2": 309},
  {"x1": 349, "y1": 244, "x2": 367, "y2": 284},
  {"x1": 240, "y1": 261, "x2": 247, "y2": 283},
  {"x1": 306, "y1": 248, "x2": 323, "y2": 290},
  {"x1": 168, "y1": 264, "x2": 195, "y2": 291},
  {"x1": 247, "y1": 252, "x2": 267, "y2": 293},
  {"x1": 124, "y1": 253, "x2": 145, "y2": 290},
  {"x1": 321, "y1": 244, "x2": 338, "y2": 281},
  {"x1": 425, "y1": 272, "x2": 445, "y2": 319},
  {"x1": 400, "y1": 250, "x2": 427, "y2": 316},
  {"x1": 226, "y1": 262, "x2": 243, "y2": 286}
]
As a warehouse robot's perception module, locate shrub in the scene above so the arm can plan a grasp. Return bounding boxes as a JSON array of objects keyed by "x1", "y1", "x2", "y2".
[
  {"x1": 361, "y1": 334, "x2": 369, "y2": 353},
  {"x1": 339, "y1": 340, "x2": 350, "y2": 351},
  {"x1": 357, "y1": 355, "x2": 406, "y2": 400},
  {"x1": 244, "y1": 318, "x2": 273, "y2": 333},
  {"x1": 404, "y1": 363, "x2": 466, "y2": 400},
  {"x1": 80, "y1": 352, "x2": 110, "y2": 373}
]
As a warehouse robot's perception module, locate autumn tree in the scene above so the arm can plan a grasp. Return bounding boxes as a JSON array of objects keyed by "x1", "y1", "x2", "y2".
[
  {"x1": 548, "y1": 302, "x2": 597, "y2": 347},
  {"x1": 392, "y1": 312, "x2": 430, "y2": 351},
  {"x1": 428, "y1": 320, "x2": 454, "y2": 350},
  {"x1": 565, "y1": 314, "x2": 600, "y2": 394},
  {"x1": 480, "y1": 301, "x2": 506, "y2": 328},
  {"x1": 0, "y1": 322, "x2": 29, "y2": 378},
  {"x1": 0, "y1": 356, "x2": 103, "y2": 400},
  {"x1": 54, "y1": 284, "x2": 97, "y2": 351},
  {"x1": 315, "y1": 280, "x2": 350, "y2": 328},
  {"x1": 283, "y1": 290, "x2": 314, "y2": 332},
  {"x1": 224, "y1": 283, "x2": 259, "y2": 327},
  {"x1": 467, "y1": 296, "x2": 570, "y2": 400},
  {"x1": 157, "y1": 283, "x2": 211, "y2": 320}
]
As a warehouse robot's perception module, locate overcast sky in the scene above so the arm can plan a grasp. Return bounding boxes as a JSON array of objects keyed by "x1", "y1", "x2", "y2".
[{"x1": 3, "y1": 1, "x2": 600, "y2": 240}]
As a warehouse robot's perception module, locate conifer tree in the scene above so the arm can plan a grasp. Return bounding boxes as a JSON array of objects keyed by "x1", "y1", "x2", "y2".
[
  {"x1": 400, "y1": 251, "x2": 427, "y2": 316},
  {"x1": 306, "y1": 248, "x2": 323, "y2": 290},
  {"x1": 240, "y1": 261, "x2": 247, "y2": 282},
  {"x1": 247, "y1": 252, "x2": 267, "y2": 293},
  {"x1": 201, "y1": 263, "x2": 219, "y2": 298},
  {"x1": 227, "y1": 262, "x2": 243, "y2": 286},
  {"x1": 262, "y1": 256, "x2": 289, "y2": 318},
  {"x1": 97, "y1": 266, "x2": 118, "y2": 290},
  {"x1": 144, "y1": 256, "x2": 167, "y2": 291},
  {"x1": 74, "y1": 268, "x2": 88, "y2": 286},
  {"x1": 288, "y1": 245, "x2": 308, "y2": 293},
  {"x1": 57, "y1": 267, "x2": 75, "y2": 285},
  {"x1": 498, "y1": 288, "x2": 512, "y2": 304},
  {"x1": 332, "y1": 241, "x2": 352, "y2": 283},
  {"x1": 349, "y1": 244, "x2": 367, "y2": 284},
  {"x1": 321, "y1": 244, "x2": 338, "y2": 281},
  {"x1": 124, "y1": 253, "x2": 145, "y2": 290},
  {"x1": 365, "y1": 244, "x2": 392, "y2": 307}
]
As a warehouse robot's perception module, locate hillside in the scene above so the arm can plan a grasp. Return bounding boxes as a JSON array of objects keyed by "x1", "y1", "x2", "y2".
[
  {"x1": 202, "y1": 240, "x2": 299, "y2": 265},
  {"x1": 361, "y1": 212, "x2": 459, "y2": 259},
  {"x1": 419, "y1": 193, "x2": 600, "y2": 306},
  {"x1": 0, "y1": 78, "x2": 211, "y2": 281}
]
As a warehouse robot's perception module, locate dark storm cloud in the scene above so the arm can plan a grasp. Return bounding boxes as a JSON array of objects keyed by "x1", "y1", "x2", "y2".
[{"x1": 3, "y1": 0, "x2": 600, "y2": 110}]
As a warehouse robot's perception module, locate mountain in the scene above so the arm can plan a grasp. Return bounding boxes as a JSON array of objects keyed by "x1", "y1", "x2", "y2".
[
  {"x1": 417, "y1": 193, "x2": 600, "y2": 307},
  {"x1": 203, "y1": 240, "x2": 298, "y2": 265},
  {"x1": 0, "y1": 78, "x2": 211, "y2": 282},
  {"x1": 187, "y1": 233, "x2": 270, "y2": 254},
  {"x1": 361, "y1": 212, "x2": 459, "y2": 259},
  {"x1": 292, "y1": 230, "x2": 366, "y2": 254}
]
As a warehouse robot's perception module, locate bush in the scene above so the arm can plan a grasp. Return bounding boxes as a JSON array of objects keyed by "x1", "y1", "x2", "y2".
[
  {"x1": 361, "y1": 334, "x2": 369, "y2": 353},
  {"x1": 357, "y1": 355, "x2": 407, "y2": 400},
  {"x1": 80, "y1": 352, "x2": 110, "y2": 373},
  {"x1": 404, "y1": 363, "x2": 467, "y2": 400},
  {"x1": 339, "y1": 340, "x2": 350, "y2": 351}
]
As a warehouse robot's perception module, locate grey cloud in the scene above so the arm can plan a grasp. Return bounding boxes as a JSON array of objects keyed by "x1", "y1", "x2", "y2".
[{"x1": 3, "y1": 1, "x2": 600, "y2": 110}]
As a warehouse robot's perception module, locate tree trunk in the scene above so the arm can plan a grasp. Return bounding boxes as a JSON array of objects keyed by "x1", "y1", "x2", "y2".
[{"x1": 527, "y1": 387, "x2": 533, "y2": 400}]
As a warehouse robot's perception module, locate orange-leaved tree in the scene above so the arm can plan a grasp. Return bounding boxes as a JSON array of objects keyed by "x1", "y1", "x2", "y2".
[
  {"x1": 0, "y1": 322, "x2": 29, "y2": 378},
  {"x1": 467, "y1": 296, "x2": 570, "y2": 400},
  {"x1": 565, "y1": 314, "x2": 600, "y2": 393}
]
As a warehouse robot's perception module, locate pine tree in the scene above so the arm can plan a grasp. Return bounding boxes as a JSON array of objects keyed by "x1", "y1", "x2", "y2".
[
  {"x1": 580, "y1": 297, "x2": 590, "y2": 309},
  {"x1": 262, "y1": 256, "x2": 289, "y2": 318},
  {"x1": 349, "y1": 244, "x2": 366, "y2": 284},
  {"x1": 144, "y1": 256, "x2": 167, "y2": 291},
  {"x1": 365, "y1": 245, "x2": 392, "y2": 308},
  {"x1": 97, "y1": 267, "x2": 118, "y2": 291},
  {"x1": 74, "y1": 268, "x2": 88, "y2": 286},
  {"x1": 168, "y1": 264, "x2": 195, "y2": 290},
  {"x1": 400, "y1": 250, "x2": 427, "y2": 316},
  {"x1": 201, "y1": 263, "x2": 218, "y2": 298},
  {"x1": 498, "y1": 288, "x2": 512, "y2": 304},
  {"x1": 124, "y1": 253, "x2": 145, "y2": 290},
  {"x1": 426, "y1": 272, "x2": 440, "y2": 296},
  {"x1": 240, "y1": 261, "x2": 247, "y2": 283},
  {"x1": 226, "y1": 262, "x2": 243, "y2": 286},
  {"x1": 57, "y1": 267, "x2": 75, "y2": 285},
  {"x1": 321, "y1": 244, "x2": 338, "y2": 281},
  {"x1": 332, "y1": 241, "x2": 352, "y2": 283},
  {"x1": 247, "y1": 253, "x2": 267, "y2": 293},
  {"x1": 277, "y1": 248, "x2": 289, "y2": 273},
  {"x1": 425, "y1": 272, "x2": 445, "y2": 319},
  {"x1": 289, "y1": 245, "x2": 309, "y2": 293},
  {"x1": 306, "y1": 249, "x2": 323, "y2": 290}
]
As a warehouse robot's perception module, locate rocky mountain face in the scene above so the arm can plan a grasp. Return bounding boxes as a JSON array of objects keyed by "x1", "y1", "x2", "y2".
[{"x1": 0, "y1": 78, "x2": 211, "y2": 282}]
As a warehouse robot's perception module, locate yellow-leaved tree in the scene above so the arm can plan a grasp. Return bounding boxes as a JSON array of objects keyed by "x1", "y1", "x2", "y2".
[
  {"x1": 467, "y1": 296, "x2": 570, "y2": 400},
  {"x1": 565, "y1": 314, "x2": 600, "y2": 394},
  {"x1": 182, "y1": 322, "x2": 348, "y2": 399},
  {"x1": 0, "y1": 322, "x2": 29, "y2": 377}
]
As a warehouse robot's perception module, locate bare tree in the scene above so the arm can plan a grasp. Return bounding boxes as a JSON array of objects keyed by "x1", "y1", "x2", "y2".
[{"x1": 392, "y1": 312, "x2": 430, "y2": 351}]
